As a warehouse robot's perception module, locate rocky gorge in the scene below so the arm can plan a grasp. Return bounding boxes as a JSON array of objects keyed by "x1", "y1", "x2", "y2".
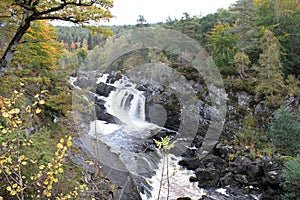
[{"x1": 70, "y1": 70, "x2": 299, "y2": 200}]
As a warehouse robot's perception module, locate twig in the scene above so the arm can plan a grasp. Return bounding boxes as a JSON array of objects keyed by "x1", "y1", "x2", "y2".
[
  {"x1": 166, "y1": 153, "x2": 170, "y2": 200},
  {"x1": 157, "y1": 153, "x2": 165, "y2": 200}
]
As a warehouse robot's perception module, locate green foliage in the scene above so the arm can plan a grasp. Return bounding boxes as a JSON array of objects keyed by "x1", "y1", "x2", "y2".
[
  {"x1": 56, "y1": 26, "x2": 111, "y2": 51},
  {"x1": 268, "y1": 106, "x2": 300, "y2": 155},
  {"x1": 235, "y1": 114, "x2": 274, "y2": 159},
  {"x1": 234, "y1": 52, "x2": 251, "y2": 78},
  {"x1": 285, "y1": 74, "x2": 300, "y2": 97},
  {"x1": 206, "y1": 23, "x2": 238, "y2": 71},
  {"x1": 255, "y1": 0, "x2": 300, "y2": 77},
  {"x1": 153, "y1": 137, "x2": 176, "y2": 151},
  {"x1": 224, "y1": 78, "x2": 256, "y2": 94},
  {"x1": 230, "y1": 0, "x2": 259, "y2": 64},
  {"x1": 281, "y1": 159, "x2": 300, "y2": 199}
]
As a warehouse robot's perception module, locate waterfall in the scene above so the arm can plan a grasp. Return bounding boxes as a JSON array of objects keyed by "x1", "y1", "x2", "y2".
[
  {"x1": 104, "y1": 77, "x2": 149, "y2": 128},
  {"x1": 74, "y1": 73, "x2": 206, "y2": 200}
]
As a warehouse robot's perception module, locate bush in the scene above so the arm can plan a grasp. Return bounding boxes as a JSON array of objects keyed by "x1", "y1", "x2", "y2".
[
  {"x1": 282, "y1": 159, "x2": 300, "y2": 199},
  {"x1": 268, "y1": 106, "x2": 300, "y2": 155}
]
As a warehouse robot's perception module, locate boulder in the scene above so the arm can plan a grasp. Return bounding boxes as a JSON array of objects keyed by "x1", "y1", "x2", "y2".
[
  {"x1": 196, "y1": 167, "x2": 220, "y2": 188},
  {"x1": 96, "y1": 82, "x2": 116, "y2": 97},
  {"x1": 106, "y1": 72, "x2": 122, "y2": 84}
]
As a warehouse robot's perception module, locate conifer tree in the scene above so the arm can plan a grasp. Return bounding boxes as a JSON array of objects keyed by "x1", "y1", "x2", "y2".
[{"x1": 255, "y1": 30, "x2": 286, "y2": 107}]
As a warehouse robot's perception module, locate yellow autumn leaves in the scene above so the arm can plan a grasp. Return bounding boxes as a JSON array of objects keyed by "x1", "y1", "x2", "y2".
[
  {"x1": 25, "y1": 92, "x2": 46, "y2": 114},
  {"x1": 29, "y1": 135, "x2": 74, "y2": 199},
  {"x1": 56, "y1": 137, "x2": 73, "y2": 150},
  {"x1": 1, "y1": 90, "x2": 46, "y2": 123}
]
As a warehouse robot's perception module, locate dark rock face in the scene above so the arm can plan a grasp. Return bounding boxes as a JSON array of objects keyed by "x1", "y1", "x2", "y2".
[
  {"x1": 96, "y1": 82, "x2": 116, "y2": 97},
  {"x1": 94, "y1": 97, "x2": 122, "y2": 124},
  {"x1": 177, "y1": 197, "x2": 192, "y2": 200},
  {"x1": 189, "y1": 153, "x2": 283, "y2": 199},
  {"x1": 106, "y1": 72, "x2": 122, "y2": 84},
  {"x1": 196, "y1": 167, "x2": 220, "y2": 188}
]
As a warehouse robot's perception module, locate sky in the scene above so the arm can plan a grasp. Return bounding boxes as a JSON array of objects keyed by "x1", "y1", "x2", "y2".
[{"x1": 102, "y1": 0, "x2": 238, "y2": 25}]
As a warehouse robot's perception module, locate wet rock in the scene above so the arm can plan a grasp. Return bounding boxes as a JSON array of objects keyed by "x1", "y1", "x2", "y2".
[
  {"x1": 179, "y1": 155, "x2": 227, "y2": 171},
  {"x1": 196, "y1": 167, "x2": 220, "y2": 188},
  {"x1": 95, "y1": 105, "x2": 116, "y2": 123},
  {"x1": 106, "y1": 72, "x2": 122, "y2": 84},
  {"x1": 94, "y1": 97, "x2": 121, "y2": 124},
  {"x1": 96, "y1": 82, "x2": 116, "y2": 97},
  {"x1": 177, "y1": 197, "x2": 192, "y2": 200},
  {"x1": 189, "y1": 176, "x2": 198, "y2": 182},
  {"x1": 179, "y1": 157, "x2": 202, "y2": 170},
  {"x1": 199, "y1": 195, "x2": 214, "y2": 200}
]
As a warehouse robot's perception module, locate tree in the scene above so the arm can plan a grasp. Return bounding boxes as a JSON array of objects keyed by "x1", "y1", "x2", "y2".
[
  {"x1": 13, "y1": 20, "x2": 63, "y2": 70},
  {"x1": 136, "y1": 15, "x2": 147, "y2": 26},
  {"x1": 206, "y1": 23, "x2": 238, "y2": 75},
  {"x1": 255, "y1": 0, "x2": 300, "y2": 77},
  {"x1": 230, "y1": 0, "x2": 259, "y2": 76},
  {"x1": 0, "y1": 0, "x2": 113, "y2": 71},
  {"x1": 255, "y1": 29, "x2": 286, "y2": 107},
  {"x1": 234, "y1": 51, "x2": 250, "y2": 78}
]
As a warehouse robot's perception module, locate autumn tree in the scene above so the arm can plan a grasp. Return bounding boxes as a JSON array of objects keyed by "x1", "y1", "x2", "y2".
[
  {"x1": 0, "y1": 0, "x2": 113, "y2": 71},
  {"x1": 206, "y1": 23, "x2": 238, "y2": 75},
  {"x1": 255, "y1": 30, "x2": 286, "y2": 107},
  {"x1": 13, "y1": 20, "x2": 63, "y2": 71}
]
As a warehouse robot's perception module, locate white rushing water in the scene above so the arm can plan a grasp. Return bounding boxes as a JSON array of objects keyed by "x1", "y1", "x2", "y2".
[{"x1": 84, "y1": 74, "x2": 207, "y2": 199}]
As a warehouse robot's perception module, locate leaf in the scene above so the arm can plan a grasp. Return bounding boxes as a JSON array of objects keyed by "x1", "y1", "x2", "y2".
[
  {"x1": 35, "y1": 108, "x2": 42, "y2": 114},
  {"x1": 39, "y1": 99, "x2": 45, "y2": 104},
  {"x1": 2, "y1": 112, "x2": 9, "y2": 118},
  {"x1": 26, "y1": 106, "x2": 31, "y2": 113},
  {"x1": 57, "y1": 143, "x2": 63, "y2": 149},
  {"x1": 6, "y1": 186, "x2": 11, "y2": 191},
  {"x1": 67, "y1": 141, "x2": 72, "y2": 147}
]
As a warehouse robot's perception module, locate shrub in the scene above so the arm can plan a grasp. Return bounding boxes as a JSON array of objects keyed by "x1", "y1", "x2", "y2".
[
  {"x1": 268, "y1": 106, "x2": 300, "y2": 155},
  {"x1": 281, "y1": 159, "x2": 300, "y2": 199}
]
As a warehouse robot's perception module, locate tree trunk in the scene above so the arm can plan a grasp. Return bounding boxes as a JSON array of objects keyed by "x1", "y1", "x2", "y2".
[{"x1": 0, "y1": 20, "x2": 31, "y2": 70}]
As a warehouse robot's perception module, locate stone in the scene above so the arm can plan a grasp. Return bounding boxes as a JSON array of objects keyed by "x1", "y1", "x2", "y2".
[
  {"x1": 106, "y1": 72, "x2": 122, "y2": 84},
  {"x1": 219, "y1": 172, "x2": 239, "y2": 187},
  {"x1": 96, "y1": 82, "x2": 116, "y2": 97},
  {"x1": 196, "y1": 167, "x2": 220, "y2": 188},
  {"x1": 177, "y1": 197, "x2": 192, "y2": 200},
  {"x1": 234, "y1": 174, "x2": 248, "y2": 184},
  {"x1": 229, "y1": 156, "x2": 252, "y2": 174}
]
